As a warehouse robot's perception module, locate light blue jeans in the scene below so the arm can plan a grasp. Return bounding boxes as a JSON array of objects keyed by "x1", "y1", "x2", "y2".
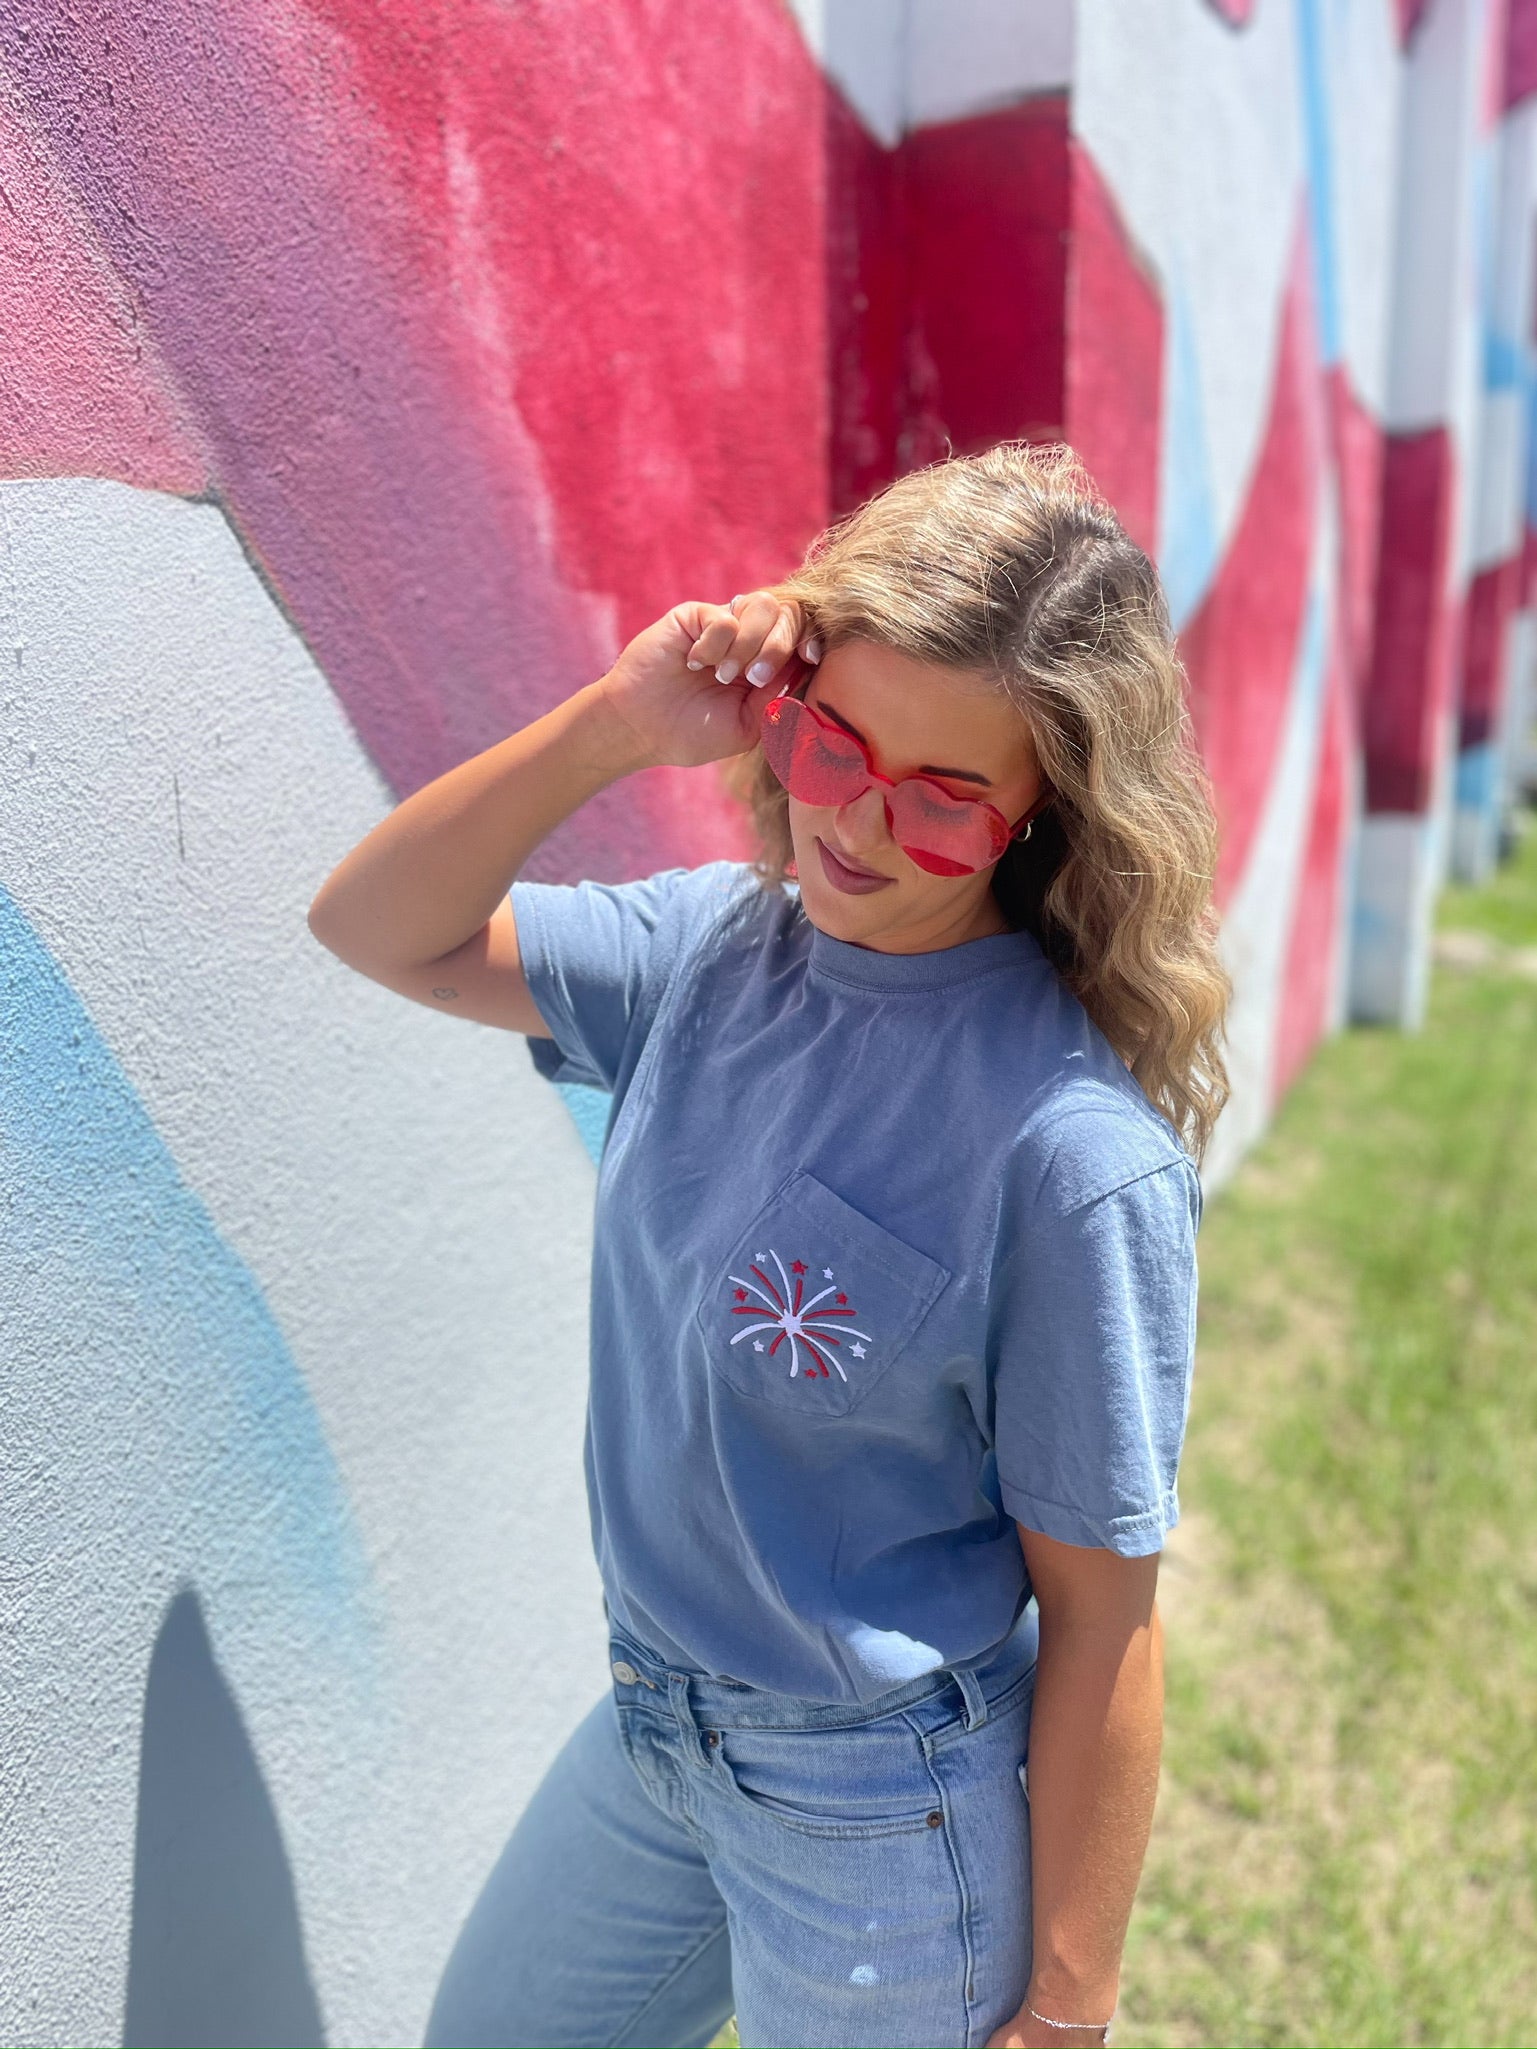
[{"x1": 425, "y1": 1608, "x2": 1040, "y2": 2049}]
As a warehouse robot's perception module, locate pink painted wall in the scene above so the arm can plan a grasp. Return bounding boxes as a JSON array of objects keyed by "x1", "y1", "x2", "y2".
[{"x1": 2, "y1": 0, "x2": 835, "y2": 878}]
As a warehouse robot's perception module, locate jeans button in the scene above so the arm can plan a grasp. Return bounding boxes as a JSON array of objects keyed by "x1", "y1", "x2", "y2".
[{"x1": 611, "y1": 1659, "x2": 640, "y2": 1685}]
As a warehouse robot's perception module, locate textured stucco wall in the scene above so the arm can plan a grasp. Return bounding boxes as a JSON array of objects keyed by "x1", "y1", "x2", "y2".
[
  {"x1": 1, "y1": 478, "x2": 609, "y2": 2043},
  {"x1": 4, "y1": 3, "x2": 1537, "y2": 2045}
]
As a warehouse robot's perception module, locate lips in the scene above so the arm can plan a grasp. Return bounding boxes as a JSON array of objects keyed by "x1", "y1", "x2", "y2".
[{"x1": 815, "y1": 836, "x2": 895, "y2": 895}]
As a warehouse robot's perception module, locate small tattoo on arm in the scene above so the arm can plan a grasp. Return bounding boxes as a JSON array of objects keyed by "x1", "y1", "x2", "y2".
[{"x1": 431, "y1": 986, "x2": 459, "y2": 1000}]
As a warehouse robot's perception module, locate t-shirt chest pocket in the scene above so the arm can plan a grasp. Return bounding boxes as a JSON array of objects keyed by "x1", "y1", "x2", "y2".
[{"x1": 694, "y1": 1168, "x2": 952, "y2": 1417}]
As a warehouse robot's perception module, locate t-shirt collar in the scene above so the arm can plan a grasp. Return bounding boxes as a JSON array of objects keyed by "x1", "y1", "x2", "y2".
[{"x1": 803, "y1": 906, "x2": 1046, "y2": 993}]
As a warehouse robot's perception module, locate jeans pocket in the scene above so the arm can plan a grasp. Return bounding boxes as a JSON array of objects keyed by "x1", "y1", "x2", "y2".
[{"x1": 710, "y1": 1719, "x2": 941, "y2": 1840}]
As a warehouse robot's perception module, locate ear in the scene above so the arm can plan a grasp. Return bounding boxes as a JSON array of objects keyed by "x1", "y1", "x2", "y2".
[
  {"x1": 779, "y1": 652, "x2": 814, "y2": 700},
  {"x1": 1010, "y1": 789, "x2": 1056, "y2": 839}
]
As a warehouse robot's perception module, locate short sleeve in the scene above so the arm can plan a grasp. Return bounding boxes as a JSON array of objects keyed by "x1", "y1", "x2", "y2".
[
  {"x1": 510, "y1": 861, "x2": 747, "y2": 1095},
  {"x1": 992, "y1": 1148, "x2": 1201, "y2": 1557}
]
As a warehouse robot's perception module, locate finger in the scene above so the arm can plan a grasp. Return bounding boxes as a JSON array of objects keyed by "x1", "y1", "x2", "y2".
[
  {"x1": 711, "y1": 592, "x2": 784, "y2": 684},
  {"x1": 685, "y1": 605, "x2": 745, "y2": 674},
  {"x1": 728, "y1": 587, "x2": 790, "y2": 665},
  {"x1": 745, "y1": 604, "x2": 802, "y2": 687},
  {"x1": 710, "y1": 607, "x2": 775, "y2": 684}
]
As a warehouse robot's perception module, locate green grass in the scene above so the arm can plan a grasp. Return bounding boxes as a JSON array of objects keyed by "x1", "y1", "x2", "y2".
[{"x1": 1118, "y1": 811, "x2": 1537, "y2": 2048}]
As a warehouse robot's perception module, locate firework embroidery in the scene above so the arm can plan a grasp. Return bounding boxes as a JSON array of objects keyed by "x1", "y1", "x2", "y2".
[{"x1": 726, "y1": 1249, "x2": 873, "y2": 1383}]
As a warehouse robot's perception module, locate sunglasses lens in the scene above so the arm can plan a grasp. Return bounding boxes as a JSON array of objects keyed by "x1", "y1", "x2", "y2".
[
  {"x1": 760, "y1": 695, "x2": 868, "y2": 807},
  {"x1": 761, "y1": 695, "x2": 1015, "y2": 878},
  {"x1": 889, "y1": 780, "x2": 1010, "y2": 877}
]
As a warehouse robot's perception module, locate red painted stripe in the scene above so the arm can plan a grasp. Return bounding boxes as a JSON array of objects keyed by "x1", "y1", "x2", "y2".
[
  {"x1": 1364, "y1": 427, "x2": 1460, "y2": 814},
  {"x1": 1063, "y1": 137, "x2": 1163, "y2": 559},
  {"x1": 1507, "y1": 0, "x2": 1537, "y2": 108},
  {"x1": 1458, "y1": 554, "x2": 1524, "y2": 751},
  {"x1": 900, "y1": 96, "x2": 1070, "y2": 463},
  {"x1": 1272, "y1": 619, "x2": 1350, "y2": 1103},
  {"x1": 1179, "y1": 210, "x2": 1326, "y2": 904},
  {"x1": 1325, "y1": 365, "x2": 1387, "y2": 727},
  {"x1": 825, "y1": 91, "x2": 1070, "y2": 513},
  {"x1": 824, "y1": 88, "x2": 905, "y2": 515}
]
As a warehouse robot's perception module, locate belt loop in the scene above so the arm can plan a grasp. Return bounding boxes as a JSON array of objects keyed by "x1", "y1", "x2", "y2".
[
  {"x1": 951, "y1": 1663, "x2": 988, "y2": 1731},
  {"x1": 668, "y1": 1671, "x2": 708, "y2": 1764}
]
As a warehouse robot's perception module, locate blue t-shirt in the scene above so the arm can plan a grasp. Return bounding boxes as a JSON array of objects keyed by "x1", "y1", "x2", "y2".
[{"x1": 511, "y1": 860, "x2": 1202, "y2": 1702}]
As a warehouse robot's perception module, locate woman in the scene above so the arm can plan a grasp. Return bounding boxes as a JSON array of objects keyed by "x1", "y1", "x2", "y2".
[{"x1": 308, "y1": 441, "x2": 1231, "y2": 2049}]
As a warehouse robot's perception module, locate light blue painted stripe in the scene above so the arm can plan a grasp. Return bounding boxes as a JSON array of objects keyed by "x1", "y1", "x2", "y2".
[
  {"x1": 1296, "y1": 0, "x2": 1342, "y2": 367},
  {"x1": 1, "y1": 887, "x2": 378, "y2": 1670},
  {"x1": 1455, "y1": 739, "x2": 1498, "y2": 811},
  {"x1": 555, "y1": 1081, "x2": 611, "y2": 1165},
  {"x1": 1484, "y1": 328, "x2": 1522, "y2": 393}
]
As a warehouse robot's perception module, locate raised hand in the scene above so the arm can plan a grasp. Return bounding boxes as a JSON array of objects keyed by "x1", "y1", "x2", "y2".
[{"x1": 591, "y1": 591, "x2": 820, "y2": 771}]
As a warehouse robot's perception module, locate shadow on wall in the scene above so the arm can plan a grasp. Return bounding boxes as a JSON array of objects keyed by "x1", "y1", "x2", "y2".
[{"x1": 123, "y1": 1589, "x2": 325, "y2": 2049}]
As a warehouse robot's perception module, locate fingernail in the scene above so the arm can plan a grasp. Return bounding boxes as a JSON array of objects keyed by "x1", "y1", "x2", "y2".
[
  {"x1": 804, "y1": 637, "x2": 823, "y2": 663},
  {"x1": 715, "y1": 661, "x2": 739, "y2": 684},
  {"x1": 747, "y1": 659, "x2": 774, "y2": 685},
  {"x1": 687, "y1": 659, "x2": 704, "y2": 671}
]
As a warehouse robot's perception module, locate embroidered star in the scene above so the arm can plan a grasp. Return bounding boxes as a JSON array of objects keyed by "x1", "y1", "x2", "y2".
[
  {"x1": 753, "y1": 1340, "x2": 765, "y2": 1352},
  {"x1": 754, "y1": 1251, "x2": 766, "y2": 1262},
  {"x1": 791, "y1": 1259, "x2": 808, "y2": 1274},
  {"x1": 850, "y1": 1341, "x2": 867, "y2": 1358},
  {"x1": 733, "y1": 1287, "x2": 748, "y2": 1302},
  {"x1": 823, "y1": 1267, "x2": 835, "y2": 1279},
  {"x1": 836, "y1": 1292, "x2": 847, "y2": 1305}
]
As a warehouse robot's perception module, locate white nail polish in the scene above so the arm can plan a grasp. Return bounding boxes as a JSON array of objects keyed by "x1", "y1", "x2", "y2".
[
  {"x1": 687, "y1": 659, "x2": 704, "y2": 671},
  {"x1": 747, "y1": 659, "x2": 773, "y2": 685},
  {"x1": 804, "y1": 637, "x2": 823, "y2": 663},
  {"x1": 715, "y1": 662, "x2": 739, "y2": 684}
]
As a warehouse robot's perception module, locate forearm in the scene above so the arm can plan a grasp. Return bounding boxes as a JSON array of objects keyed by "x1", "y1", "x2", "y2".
[
  {"x1": 1025, "y1": 1599, "x2": 1164, "y2": 2026},
  {"x1": 307, "y1": 678, "x2": 647, "y2": 971}
]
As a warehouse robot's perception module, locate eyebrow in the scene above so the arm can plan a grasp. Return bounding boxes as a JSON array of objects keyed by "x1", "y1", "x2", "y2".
[{"x1": 813, "y1": 698, "x2": 995, "y2": 787}]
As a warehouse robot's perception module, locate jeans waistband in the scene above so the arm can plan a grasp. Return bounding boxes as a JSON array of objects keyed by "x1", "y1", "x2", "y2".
[{"x1": 606, "y1": 1603, "x2": 1038, "y2": 1736}]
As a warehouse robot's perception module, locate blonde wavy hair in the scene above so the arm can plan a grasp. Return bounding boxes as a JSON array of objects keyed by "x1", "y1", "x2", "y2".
[{"x1": 726, "y1": 441, "x2": 1232, "y2": 1164}]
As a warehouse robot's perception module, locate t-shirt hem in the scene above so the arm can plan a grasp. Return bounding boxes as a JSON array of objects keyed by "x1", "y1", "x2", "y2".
[
  {"x1": 526, "y1": 1029, "x2": 582, "y2": 1085},
  {"x1": 999, "y1": 1477, "x2": 1178, "y2": 1556}
]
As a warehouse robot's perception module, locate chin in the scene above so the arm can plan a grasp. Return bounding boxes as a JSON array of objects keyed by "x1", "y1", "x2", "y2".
[
  {"x1": 800, "y1": 889, "x2": 882, "y2": 941},
  {"x1": 794, "y1": 860, "x2": 911, "y2": 944}
]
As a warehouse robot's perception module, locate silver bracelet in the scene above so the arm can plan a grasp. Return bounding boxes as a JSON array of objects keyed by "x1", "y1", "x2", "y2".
[{"x1": 1028, "y1": 2008, "x2": 1114, "y2": 2040}]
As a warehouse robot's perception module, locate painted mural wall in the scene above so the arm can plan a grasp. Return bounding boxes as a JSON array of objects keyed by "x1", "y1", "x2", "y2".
[{"x1": 3, "y1": 1, "x2": 1535, "y2": 2042}]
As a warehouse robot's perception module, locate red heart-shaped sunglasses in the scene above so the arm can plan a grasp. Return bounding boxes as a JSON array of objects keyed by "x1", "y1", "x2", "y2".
[{"x1": 758, "y1": 678, "x2": 1047, "y2": 877}]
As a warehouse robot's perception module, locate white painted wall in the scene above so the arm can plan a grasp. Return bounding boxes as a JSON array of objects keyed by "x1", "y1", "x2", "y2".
[{"x1": 0, "y1": 477, "x2": 608, "y2": 2047}]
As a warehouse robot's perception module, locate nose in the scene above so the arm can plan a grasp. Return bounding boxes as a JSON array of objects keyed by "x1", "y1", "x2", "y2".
[{"x1": 834, "y1": 783, "x2": 892, "y2": 856}]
